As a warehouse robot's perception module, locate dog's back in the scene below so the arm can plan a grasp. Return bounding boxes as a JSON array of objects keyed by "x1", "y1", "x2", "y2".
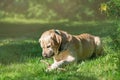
[{"x1": 74, "y1": 33, "x2": 103, "y2": 60}]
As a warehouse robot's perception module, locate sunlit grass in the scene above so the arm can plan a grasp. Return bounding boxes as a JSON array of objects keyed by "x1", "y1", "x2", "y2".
[
  {"x1": 0, "y1": 17, "x2": 69, "y2": 24},
  {"x1": 0, "y1": 59, "x2": 45, "y2": 80},
  {"x1": 0, "y1": 39, "x2": 13, "y2": 46},
  {"x1": 0, "y1": 17, "x2": 113, "y2": 25}
]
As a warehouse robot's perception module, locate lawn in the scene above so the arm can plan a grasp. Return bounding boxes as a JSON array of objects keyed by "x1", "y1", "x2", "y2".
[{"x1": 0, "y1": 21, "x2": 120, "y2": 80}]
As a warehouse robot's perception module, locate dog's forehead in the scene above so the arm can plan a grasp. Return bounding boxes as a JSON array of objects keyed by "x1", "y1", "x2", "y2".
[
  {"x1": 40, "y1": 30, "x2": 56, "y2": 46},
  {"x1": 41, "y1": 35, "x2": 51, "y2": 42},
  {"x1": 40, "y1": 31, "x2": 54, "y2": 41},
  {"x1": 40, "y1": 36, "x2": 51, "y2": 47},
  {"x1": 41, "y1": 35, "x2": 51, "y2": 41}
]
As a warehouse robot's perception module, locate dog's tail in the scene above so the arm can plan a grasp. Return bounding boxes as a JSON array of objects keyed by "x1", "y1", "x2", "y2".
[{"x1": 94, "y1": 36, "x2": 103, "y2": 57}]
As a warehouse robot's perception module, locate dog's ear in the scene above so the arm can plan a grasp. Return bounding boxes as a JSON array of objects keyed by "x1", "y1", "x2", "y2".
[
  {"x1": 54, "y1": 29, "x2": 61, "y2": 35},
  {"x1": 51, "y1": 30, "x2": 62, "y2": 46},
  {"x1": 54, "y1": 30, "x2": 63, "y2": 52},
  {"x1": 58, "y1": 31, "x2": 71, "y2": 52},
  {"x1": 54, "y1": 30, "x2": 62, "y2": 44},
  {"x1": 52, "y1": 30, "x2": 71, "y2": 52}
]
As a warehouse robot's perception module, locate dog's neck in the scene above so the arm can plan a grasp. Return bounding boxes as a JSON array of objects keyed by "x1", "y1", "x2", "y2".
[
  {"x1": 58, "y1": 34, "x2": 72, "y2": 53},
  {"x1": 58, "y1": 42, "x2": 67, "y2": 52}
]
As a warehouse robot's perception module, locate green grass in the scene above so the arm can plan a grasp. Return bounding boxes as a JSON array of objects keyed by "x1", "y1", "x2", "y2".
[
  {"x1": 0, "y1": 21, "x2": 120, "y2": 80},
  {"x1": 0, "y1": 17, "x2": 69, "y2": 24}
]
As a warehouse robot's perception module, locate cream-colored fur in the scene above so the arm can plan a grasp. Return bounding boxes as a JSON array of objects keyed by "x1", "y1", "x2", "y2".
[{"x1": 39, "y1": 29, "x2": 103, "y2": 71}]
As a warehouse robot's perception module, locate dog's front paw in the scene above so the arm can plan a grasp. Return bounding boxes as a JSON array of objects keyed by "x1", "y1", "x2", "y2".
[
  {"x1": 45, "y1": 62, "x2": 61, "y2": 72},
  {"x1": 45, "y1": 66, "x2": 54, "y2": 72}
]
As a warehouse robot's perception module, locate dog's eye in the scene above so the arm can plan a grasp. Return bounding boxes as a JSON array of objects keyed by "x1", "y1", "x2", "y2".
[{"x1": 47, "y1": 45, "x2": 51, "y2": 48}]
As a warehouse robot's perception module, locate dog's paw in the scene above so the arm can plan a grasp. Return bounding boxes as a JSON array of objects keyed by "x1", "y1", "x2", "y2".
[{"x1": 45, "y1": 66, "x2": 53, "y2": 72}]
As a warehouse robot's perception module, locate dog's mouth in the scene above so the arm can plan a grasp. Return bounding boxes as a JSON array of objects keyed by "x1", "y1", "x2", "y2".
[
  {"x1": 43, "y1": 52, "x2": 55, "y2": 58},
  {"x1": 48, "y1": 53, "x2": 55, "y2": 58}
]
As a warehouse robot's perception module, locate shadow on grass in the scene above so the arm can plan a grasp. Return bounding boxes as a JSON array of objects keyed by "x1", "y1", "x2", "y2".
[
  {"x1": 0, "y1": 39, "x2": 42, "y2": 65},
  {"x1": 0, "y1": 21, "x2": 115, "y2": 39}
]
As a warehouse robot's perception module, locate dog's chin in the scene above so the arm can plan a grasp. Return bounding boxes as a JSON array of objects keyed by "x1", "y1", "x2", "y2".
[{"x1": 44, "y1": 53, "x2": 55, "y2": 58}]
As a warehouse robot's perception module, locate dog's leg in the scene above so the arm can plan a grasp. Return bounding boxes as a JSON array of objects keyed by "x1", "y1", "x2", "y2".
[
  {"x1": 47, "y1": 55, "x2": 76, "y2": 71},
  {"x1": 47, "y1": 60, "x2": 65, "y2": 71},
  {"x1": 47, "y1": 58, "x2": 75, "y2": 71}
]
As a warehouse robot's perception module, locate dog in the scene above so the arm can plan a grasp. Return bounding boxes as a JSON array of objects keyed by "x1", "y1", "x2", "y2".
[{"x1": 39, "y1": 29, "x2": 103, "y2": 71}]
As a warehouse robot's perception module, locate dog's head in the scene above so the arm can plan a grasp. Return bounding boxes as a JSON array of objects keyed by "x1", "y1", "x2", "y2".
[{"x1": 39, "y1": 29, "x2": 71, "y2": 58}]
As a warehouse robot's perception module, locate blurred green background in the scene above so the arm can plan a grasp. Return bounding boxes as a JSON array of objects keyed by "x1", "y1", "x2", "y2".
[
  {"x1": 0, "y1": 0, "x2": 120, "y2": 80},
  {"x1": 0, "y1": 0, "x2": 119, "y2": 22}
]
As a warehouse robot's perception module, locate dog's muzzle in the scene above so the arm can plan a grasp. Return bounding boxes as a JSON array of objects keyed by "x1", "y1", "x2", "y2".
[{"x1": 42, "y1": 52, "x2": 54, "y2": 58}]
